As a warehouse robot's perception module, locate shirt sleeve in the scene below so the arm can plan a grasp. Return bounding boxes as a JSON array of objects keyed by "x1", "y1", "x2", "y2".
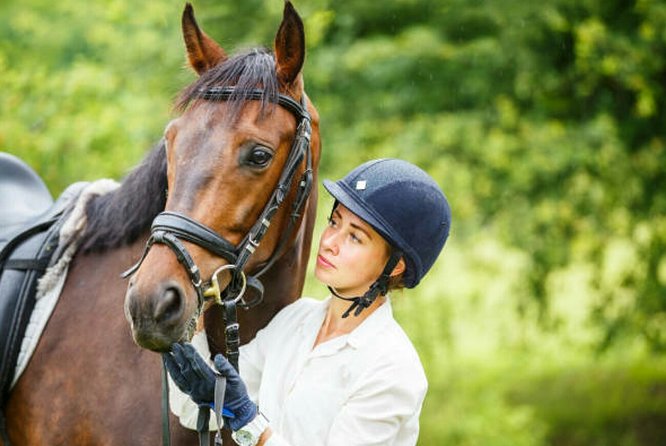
[
  {"x1": 260, "y1": 361, "x2": 427, "y2": 446},
  {"x1": 239, "y1": 328, "x2": 267, "y2": 402},
  {"x1": 263, "y1": 430, "x2": 292, "y2": 446},
  {"x1": 325, "y1": 360, "x2": 428, "y2": 446}
]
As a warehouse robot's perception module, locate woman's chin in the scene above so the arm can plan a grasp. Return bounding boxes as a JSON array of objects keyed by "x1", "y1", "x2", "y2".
[
  {"x1": 314, "y1": 270, "x2": 372, "y2": 297},
  {"x1": 314, "y1": 267, "x2": 336, "y2": 285}
]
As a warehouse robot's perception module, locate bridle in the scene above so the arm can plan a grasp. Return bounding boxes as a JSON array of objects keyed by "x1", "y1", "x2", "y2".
[
  {"x1": 121, "y1": 86, "x2": 313, "y2": 446},
  {"x1": 124, "y1": 85, "x2": 312, "y2": 350}
]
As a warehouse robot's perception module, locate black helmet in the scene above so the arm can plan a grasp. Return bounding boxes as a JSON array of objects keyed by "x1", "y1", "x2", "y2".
[{"x1": 323, "y1": 158, "x2": 451, "y2": 290}]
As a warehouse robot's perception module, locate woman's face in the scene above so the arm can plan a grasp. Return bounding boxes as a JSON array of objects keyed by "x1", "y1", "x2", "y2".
[{"x1": 314, "y1": 204, "x2": 391, "y2": 296}]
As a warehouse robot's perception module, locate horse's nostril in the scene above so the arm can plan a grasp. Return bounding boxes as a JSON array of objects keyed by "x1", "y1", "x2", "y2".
[{"x1": 153, "y1": 286, "x2": 184, "y2": 324}]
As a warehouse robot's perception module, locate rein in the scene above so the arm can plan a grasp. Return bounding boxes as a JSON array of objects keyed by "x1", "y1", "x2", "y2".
[{"x1": 122, "y1": 87, "x2": 312, "y2": 446}]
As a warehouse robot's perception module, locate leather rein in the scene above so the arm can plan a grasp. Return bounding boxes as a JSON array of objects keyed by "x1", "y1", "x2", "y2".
[{"x1": 122, "y1": 86, "x2": 313, "y2": 446}]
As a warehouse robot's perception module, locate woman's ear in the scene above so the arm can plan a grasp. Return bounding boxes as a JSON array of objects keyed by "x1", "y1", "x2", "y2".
[{"x1": 390, "y1": 257, "x2": 406, "y2": 278}]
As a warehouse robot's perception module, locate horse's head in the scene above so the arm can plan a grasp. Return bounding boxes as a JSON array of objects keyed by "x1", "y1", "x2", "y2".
[{"x1": 124, "y1": 2, "x2": 320, "y2": 352}]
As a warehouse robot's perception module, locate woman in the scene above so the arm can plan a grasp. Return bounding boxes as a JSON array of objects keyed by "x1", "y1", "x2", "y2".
[{"x1": 164, "y1": 158, "x2": 451, "y2": 446}]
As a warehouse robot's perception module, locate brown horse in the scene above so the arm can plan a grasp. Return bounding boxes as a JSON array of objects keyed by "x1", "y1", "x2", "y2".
[{"x1": 4, "y1": 2, "x2": 320, "y2": 444}]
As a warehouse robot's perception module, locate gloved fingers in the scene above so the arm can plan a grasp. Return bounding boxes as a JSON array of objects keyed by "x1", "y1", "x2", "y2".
[
  {"x1": 213, "y1": 354, "x2": 237, "y2": 378},
  {"x1": 162, "y1": 353, "x2": 182, "y2": 379},
  {"x1": 171, "y1": 343, "x2": 211, "y2": 382},
  {"x1": 164, "y1": 343, "x2": 216, "y2": 406},
  {"x1": 171, "y1": 342, "x2": 185, "y2": 356},
  {"x1": 214, "y1": 354, "x2": 248, "y2": 400},
  {"x1": 172, "y1": 342, "x2": 199, "y2": 366},
  {"x1": 181, "y1": 343, "x2": 205, "y2": 364},
  {"x1": 225, "y1": 400, "x2": 258, "y2": 432},
  {"x1": 171, "y1": 343, "x2": 198, "y2": 380},
  {"x1": 170, "y1": 343, "x2": 189, "y2": 368},
  {"x1": 162, "y1": 352, "x2": 189, "y2": 390},
  {"x1": 183, "y1": 344, "x2": 214, "y2": 379}
]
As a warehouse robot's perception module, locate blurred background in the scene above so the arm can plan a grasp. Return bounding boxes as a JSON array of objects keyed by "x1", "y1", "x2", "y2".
[{"x1": 1, "y1": 0, "x2": 665, "y2": 444}]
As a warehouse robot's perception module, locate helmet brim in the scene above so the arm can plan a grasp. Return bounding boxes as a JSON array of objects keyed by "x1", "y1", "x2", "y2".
[
  {"x1": 323, "y1": 178, "x2": 420, "y2": 288},
  {"x1": 323, "y1": 179, "x2": 394, "y2": 248}
]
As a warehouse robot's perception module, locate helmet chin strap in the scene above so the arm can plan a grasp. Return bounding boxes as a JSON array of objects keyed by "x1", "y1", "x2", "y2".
[{"x1": 328, "y1": 249, "x2": 403, "y2": 318}]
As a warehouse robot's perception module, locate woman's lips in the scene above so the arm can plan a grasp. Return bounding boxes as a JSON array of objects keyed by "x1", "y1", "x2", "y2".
[{"x1": 317, "y1": 254, "x2": 335, "y2": 269}]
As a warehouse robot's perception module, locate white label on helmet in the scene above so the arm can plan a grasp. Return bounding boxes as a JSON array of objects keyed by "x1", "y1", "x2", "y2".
[{"x1": 356, "y1": 180, "x2": 367, "y2": 190}]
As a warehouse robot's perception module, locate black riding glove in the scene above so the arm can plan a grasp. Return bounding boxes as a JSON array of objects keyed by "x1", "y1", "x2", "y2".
[
  {"x1": 163, "y1": 343, "x2": 216, "y2": 406},
  {"x1": 162, "y1": 343, "x2": 258, "y2": 431}
]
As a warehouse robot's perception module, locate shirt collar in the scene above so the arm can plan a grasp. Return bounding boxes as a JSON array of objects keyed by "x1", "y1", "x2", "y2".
[
  {"x1": 298, "y1": 296, "x2": 394, "y2": 350},
  {"x1": 347, "y1": 296, "x2": 393, "y2": 349},
  {"x1": 299, "y1": 297, "x2": 329, "y2": 336}
]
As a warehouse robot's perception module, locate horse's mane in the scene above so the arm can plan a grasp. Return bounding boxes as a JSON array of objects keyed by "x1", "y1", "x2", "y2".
[
  {"x1": 79, "y1": 47, "x2": 279, "y2": 254},
  {"x1": 78, "y1": 142, "x2": 167, "y2": 254}
]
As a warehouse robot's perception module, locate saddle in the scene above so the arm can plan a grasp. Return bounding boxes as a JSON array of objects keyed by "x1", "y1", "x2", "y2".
[{"x1": 0, "y1": 152, "x2": 85, "y2": 409}]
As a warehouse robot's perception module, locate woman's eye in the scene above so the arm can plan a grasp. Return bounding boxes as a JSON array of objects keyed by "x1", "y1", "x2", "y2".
[{"x1": 247, "y1": 147, "x2": 273, "y2": 167}]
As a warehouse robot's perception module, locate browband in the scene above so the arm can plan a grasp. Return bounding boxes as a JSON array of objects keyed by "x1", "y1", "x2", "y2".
[{"x1": 199, "y1": 87, "x2": 309, "y2": 122}]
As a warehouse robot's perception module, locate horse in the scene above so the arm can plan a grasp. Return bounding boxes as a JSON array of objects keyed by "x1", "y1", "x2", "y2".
[{"x1": 3, "y1": 2, "x2": 320, "y2": 444}]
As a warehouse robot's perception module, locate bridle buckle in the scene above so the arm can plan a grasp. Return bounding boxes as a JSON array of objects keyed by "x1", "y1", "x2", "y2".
[{"x1": 203, "y1": 264, "x2": 247, "y2": 305}]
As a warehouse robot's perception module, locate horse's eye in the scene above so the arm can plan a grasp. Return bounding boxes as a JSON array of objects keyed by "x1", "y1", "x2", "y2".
[{"x1": 247, "y1": 147, "x2": 273, "y2": 168}]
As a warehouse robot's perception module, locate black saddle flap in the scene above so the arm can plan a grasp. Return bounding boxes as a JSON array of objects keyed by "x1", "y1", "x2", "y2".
[{"x1": 0, "y1": 169, "x2": 87, "y2": 407}]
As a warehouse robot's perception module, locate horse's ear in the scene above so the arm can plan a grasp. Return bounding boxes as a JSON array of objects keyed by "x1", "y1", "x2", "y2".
[
  {"x1": 274, "y1": 1, "x2": 305, "y2": 86},
  {"x1": 182, "y1": 3, "x2": 227, "y2": 75}
]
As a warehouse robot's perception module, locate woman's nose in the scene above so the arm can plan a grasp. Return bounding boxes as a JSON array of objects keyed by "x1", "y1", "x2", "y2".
[{"x1": 320, "y1": 228, "x2": 339, "y2": 255}]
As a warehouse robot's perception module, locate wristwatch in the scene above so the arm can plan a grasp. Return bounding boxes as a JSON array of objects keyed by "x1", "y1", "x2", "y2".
[{"x1": 231, "y1": 412, "x2": 269, "y2": 446}]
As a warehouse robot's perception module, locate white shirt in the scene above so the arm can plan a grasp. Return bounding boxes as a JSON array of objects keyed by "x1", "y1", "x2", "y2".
[{"x1": 240, "y1": 296, "x2": 428, "y2": 446}]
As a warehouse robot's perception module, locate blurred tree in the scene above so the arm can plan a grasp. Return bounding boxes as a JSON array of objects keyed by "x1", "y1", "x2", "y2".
[
  {"x1": 0, "y1": 0, "x2": 664, "y2": 351},
  {"x1": 304, "y1": 0, "x2": 666, "y2": 351},
  {"x1": 2, "y1": 1, "x2": 666, "y2": 444}
]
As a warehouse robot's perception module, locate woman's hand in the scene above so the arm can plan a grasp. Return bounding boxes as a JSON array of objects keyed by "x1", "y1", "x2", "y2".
[
  {"x1": 212, "y1": 353, "x2": 258, "y2": 431},
  {"x1": 162, "y1": 343, "x2": 216, "y2": 406},
  {"x1": 162, "y1": 343, "x2": 258, "y2": 431}
]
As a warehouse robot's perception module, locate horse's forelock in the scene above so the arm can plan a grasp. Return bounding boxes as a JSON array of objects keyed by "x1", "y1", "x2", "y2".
[
  {"x1": 175, "y1": 47, "x2": 280, "y2": 118},
  {"x1": 79, "y1": 49, "x2": 282, "y2": 254}
]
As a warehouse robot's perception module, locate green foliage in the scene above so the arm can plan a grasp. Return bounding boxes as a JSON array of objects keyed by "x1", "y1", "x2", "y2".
[
  {"x1": 303, "y1": 0, "x2": 666, "y2": 350},
  {"x1": 385, "y1": 231, "x2": 666, "y2": 446},
  {"x1": 0, "y1": 1, "x2": 185, "y2": 192},
  {"x1": 509, "y1": 356, "x2": 666, "y2": 446},
  {"x1": 2, "y1": 0, "x2": 666, "y2": 444}
]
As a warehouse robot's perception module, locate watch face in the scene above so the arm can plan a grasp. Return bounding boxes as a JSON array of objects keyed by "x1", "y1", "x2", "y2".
[{"x1": 233, "y1": 430, "x2": 255, "y2": 446}]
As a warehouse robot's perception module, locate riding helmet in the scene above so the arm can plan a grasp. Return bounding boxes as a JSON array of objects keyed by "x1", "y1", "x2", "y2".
[{"x1": 323, "y1": 158, "x2": 451, "y2": 288}]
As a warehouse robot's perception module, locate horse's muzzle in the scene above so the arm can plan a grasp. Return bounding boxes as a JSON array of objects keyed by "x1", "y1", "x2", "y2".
[{"x1": 124, "y1": 279, "x2": 194, "y2": 352}]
